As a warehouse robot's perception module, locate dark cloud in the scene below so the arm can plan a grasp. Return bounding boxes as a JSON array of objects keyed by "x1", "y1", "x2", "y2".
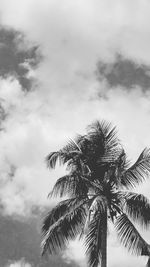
[
  {"x1": 96, "y1": 54, "x2": 150, "y2": 91},
  {"x1": 0, "y1": 103, "x2": 7, "y2": 127},
  {"x1": 0, "y1": 26, "x2": 41, "y2": 91},
  {"x1": 0, "y1": 210, "x2": 78, "y2": 267}
]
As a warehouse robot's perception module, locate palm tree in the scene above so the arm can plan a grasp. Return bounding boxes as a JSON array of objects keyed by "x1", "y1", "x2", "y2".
[{"x1": 42, "y1": 120, "x2": 150, "y2": 267}]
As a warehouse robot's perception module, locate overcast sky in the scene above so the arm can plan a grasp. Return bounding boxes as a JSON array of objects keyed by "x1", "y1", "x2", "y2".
[{"x1": 0, "y1": 1, "x2": 150, "y2": 267}]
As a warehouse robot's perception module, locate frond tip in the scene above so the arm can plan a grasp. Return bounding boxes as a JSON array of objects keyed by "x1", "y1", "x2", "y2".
[
  {"x1": 42, "y1": 198, "x2": 87, "y2": 256},
  {"x1": 121, "y1": 148, "x2": 150, "y2": 188},
  {"x1": 115, "y1": 213, "x2": 150, "y2": 256},
  {"x1": 87, "y1": 120, "x2": 119, "y2": 150},
  {"x1": 46, "y1": 151, "x2": 60, "y2": 169},
  {"x1": 125, "y1": 192, "x2": 150, "y2": 228}
]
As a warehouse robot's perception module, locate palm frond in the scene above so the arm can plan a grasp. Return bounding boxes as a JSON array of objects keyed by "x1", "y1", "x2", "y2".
[
  {"x1": 146, "y1": 257, "x2": 150, "y2": 267},
  {"x1": 67, "y1": 137, "x2": 82, "y2": 152},
  {"x1": 124, "y1": 192, "x2": 150, "y2": 228},
  {"x1": 48, "y1": 175, "x2": 75, "y2": 198},
  {"x1": 46, "y1": 149, "x2": 84, "y2": 170},
  {"x1": 42, "y1": 198, "x2": 76, "y2": 233},
  {"x1": 49, "y1": 172, "x2": 89, "y2": 198},
  {"x1": 85, "y1": 213, "x2": 102, "y2": 267},
  {"x1": 81, "y1": 175, "x2": 103, "y2": 192},
  {"x1": 64, "y1": 134, "x2": 87, "y2": 152},
  {"x1": 105, "y1": 125, "x2": 118, "y2": 150},
  {"x1": 66, "y1": 156, "x2": 90, "y2": 174},
  {"x1": 115, "y1": 213, "x2": 150, "y2": 256},
  {"x1": 121, "y1": 148, "x2": 150, "y2": 188},
  {"x1": 46, "y1": 151, "x2": 60, "y2": 169},
  {"x1": 90, "y1": 195, "x2": 107, "y2": 214},
  {"x1": 46, "y1": 135, "x2": 89, "y2": 170},
  {"x1": 85, "y1": 197, "x2": 107, "y2": 267},
  {"x1": 87, "y1": 120, "x2": 122, "y2": 169},
  {"x1": 113, "y1": 151, "x2": 130, "y2": 186},
  {"x1": 87, "y1": 120, "x2": 119, "y2": 151},
  {"x1": 87, "y1": 120, "x2": 113, "y2": 137},
  {"x1": 79, "y1": 195, "x2": 99, "y2": 239},
  {"x1": 42, "y1": 198, "x2": 87, "y2": 255},
  {"x1": 75, "y1": 134, "x2": 90, "y2": 152}
]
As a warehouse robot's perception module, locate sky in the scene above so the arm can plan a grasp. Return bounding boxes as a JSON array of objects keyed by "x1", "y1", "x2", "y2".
[{"x1": 0, "y1": 0, "x2": 150, "y2": 266}]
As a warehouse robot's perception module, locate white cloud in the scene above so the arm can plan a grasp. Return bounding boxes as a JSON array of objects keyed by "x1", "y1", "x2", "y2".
[
  {"x1": 63, "y1": 239, "x2": 86, "y2": 267},
  {"x1": 1, "y1": 0, "x2": 150, "y2": 65},
  {"x1": 0, "y1": 77, "x2": 67, "y2": 215},
  {"x1": 6, "y1": 258, "x2": 32, "y2": 267}
]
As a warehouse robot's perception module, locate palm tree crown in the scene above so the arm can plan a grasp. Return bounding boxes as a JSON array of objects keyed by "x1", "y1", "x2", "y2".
[{"x1": 42, "y1": 120, "x2": 150, "y2": 267}]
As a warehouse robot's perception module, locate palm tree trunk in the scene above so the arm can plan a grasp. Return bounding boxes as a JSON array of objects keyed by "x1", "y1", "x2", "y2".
[{"x1": 101, "y1": 210, "x2": 107, "y2": 267}]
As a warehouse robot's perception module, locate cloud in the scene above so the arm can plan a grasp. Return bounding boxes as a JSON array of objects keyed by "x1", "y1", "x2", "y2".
[
  {"x1": 7, "y1": 259, "x2": 32, "y2": 267},
  {"x1": 96, "y1": 54, "x2": 150, "y2": 91},
  {"x1": 0, "y1": 76, "x2": 61, "y2": 215},
  {"x1": 0, "y1": 26, "x2": 41, "y2": 91},
  {"x1": 2, "y1": 0, "x2": 150, "y2": 65},
  {"x1": 0, "y1": 212, "x2": 78, "y2": 267}
]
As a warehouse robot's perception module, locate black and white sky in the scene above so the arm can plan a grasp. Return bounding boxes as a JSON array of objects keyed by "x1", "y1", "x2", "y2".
[{"x1": 0, "y1": 1, "x2": 150, "y2": 267}]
